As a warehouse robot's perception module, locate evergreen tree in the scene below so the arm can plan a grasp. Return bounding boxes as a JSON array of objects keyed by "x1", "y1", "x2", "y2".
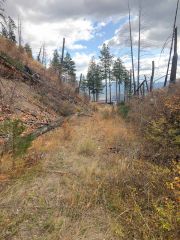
[
  {"x1": 87, "y1": 58, "x2": 103, "y2": 102},
  {"x1": 113, "y1": 58, "x2": 125, "y2": 103},
  {"x1": 51, "y1": 49, "x2": 61, "y2": 74},
  {"x1": 80, "y1": 75, "x2": 88, "y2": 95},
  {"x1": 63, "y1": 52, "x2": 76, "y2": 78},
  {"x1": 24, "y1": 43, "x2": 33, "y2": 58},
  {"x1": 99, "y1": 43, "x2": 113, "y2": 103}
]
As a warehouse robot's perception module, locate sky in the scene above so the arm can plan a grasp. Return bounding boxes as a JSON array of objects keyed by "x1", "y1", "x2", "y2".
[{"x1": 5, "y1": 0, "x2": 180, "y2": 82}]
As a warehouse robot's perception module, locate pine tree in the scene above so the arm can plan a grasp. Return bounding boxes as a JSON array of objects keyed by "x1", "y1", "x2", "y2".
[
  {"x1": 24, "y1": 43, "x2": 33, "y2": 58},
  {"x1": 87, "y1": 58, "x2": 103, "y2": 102},
  {"x1": 63, "y1": 52, "x2": 76, "y2": 81},
  {"x1": 51, "y1": 49, "x2": 61, "y2": 74},
  {"x1": 113, "y1": 58, "x2": 125, "y2": 103},
  {"x1": 99, "y1": 43, "x2": 113, "y2": 103},
  {"x1": 94, "y1": 64, "x2": 103, "y2": 101},
  {"x1": 80, "y1": 75, "x2": 88, "y2": 95}
]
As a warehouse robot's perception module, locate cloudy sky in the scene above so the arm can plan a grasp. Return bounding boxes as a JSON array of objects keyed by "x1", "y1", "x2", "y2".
[{"x1": 5, "y1": 0, "x2": 180, "y2": 82}]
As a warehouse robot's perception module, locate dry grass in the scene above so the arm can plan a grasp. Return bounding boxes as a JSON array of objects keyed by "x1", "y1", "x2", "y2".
[
  {"x1": 0, "y1": 107, "x2": 178, "y2": 239},
  {"x1": 78, "y1": 139, "x2": 96, "y2": 156},
  {"x1": 0, "y1": 36, "x2": 59, "y2": 84}
]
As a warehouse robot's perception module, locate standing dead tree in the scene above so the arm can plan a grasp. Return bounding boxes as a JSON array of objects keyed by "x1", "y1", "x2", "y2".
[
  {"x1": 18, "y1": 16, "x2": 22, "y2": 47},
  {"x1": 137, "y1": 0, "x2": 142, "y2": 95},
  {"x1": 164, "y1": 0, "x2": 179, "y2": 87},
  {"x1": 150, "y1": 61, "x2": 155, "y2": 92},
  {"x1": 170, "y1": 27, "x2": 178, "y2": 84},
  {"x1": 128, "y1": 1, "x2": 136, "y2": 93},
  {"x1": 61, "y1": 38, "x2": 66, "y2": 64}
]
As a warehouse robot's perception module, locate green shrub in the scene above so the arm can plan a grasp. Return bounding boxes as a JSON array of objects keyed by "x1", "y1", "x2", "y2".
[
  {"x1": 117, "y1": 102, "x2": 130, "y2": 119},
  {"x1": 0, "y1": 119, "x2": 33, "y2": 168}
]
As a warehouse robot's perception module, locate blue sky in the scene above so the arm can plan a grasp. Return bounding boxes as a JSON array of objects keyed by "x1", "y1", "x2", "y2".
[{"x1": 71, "y1": 18, "x2": 128, "y2": 56}]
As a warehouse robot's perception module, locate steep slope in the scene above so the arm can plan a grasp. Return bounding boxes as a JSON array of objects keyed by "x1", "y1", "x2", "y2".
[{"x1": 0, "y1": 37, "x2": 87, "y2": 154}]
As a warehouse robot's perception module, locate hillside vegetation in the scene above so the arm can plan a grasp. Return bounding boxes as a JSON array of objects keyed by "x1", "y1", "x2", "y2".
[
  {"x1": 0, "y1": 23, "x2": 179, "y2": 240},
  {"x1": 0, "y1": 94, "x2": 179, "y2": 239}
]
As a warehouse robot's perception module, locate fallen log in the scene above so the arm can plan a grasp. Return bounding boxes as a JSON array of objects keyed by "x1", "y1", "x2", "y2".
[
  {"x1": 0, "y1": 116, "x2": 68, "y2": 156},
  {"x1": 29, "y1": 117, "x2": 66, "y2": 139}
]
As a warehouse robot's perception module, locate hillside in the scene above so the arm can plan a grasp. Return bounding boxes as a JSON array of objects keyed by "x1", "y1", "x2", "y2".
[{"x1": 0, "y1": 37, "x2": 88, "y2": 155}]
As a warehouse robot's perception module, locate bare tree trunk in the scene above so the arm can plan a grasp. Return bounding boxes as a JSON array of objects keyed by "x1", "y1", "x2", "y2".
[
  {"x1": 105, "y1": 76, "x2": 108, "y2": 103},
  {"x1": 116, "y1": 77, "x2": 118, "y2": 103},
  {"x1": 88, "y1": 88, "x2": 91, "y2": 100},
  {"x1": 37, "y1": 46, "x2": 42, "y2": 63},
  {"x1": 18, "y1": 16, "x2": 22, "y2": 47},
  {"x1": 150, "y1": 61, "x2": 155, "y2": 92},
  {"x1": 137, "y1": 0, "x2": 142, "y2": 95},
  {"x1": 129, "y1": 70, "x2": 132, "y2": 99},
  {"x1": 142, "y1": 81, "x2": 145, "y2": 97},
  {"x1": 109, "y1": 71, "x2": 112, "y2": 104},
  {"x1": 128, "y1": 1, "x2": 136, "y2": 92},
  {"x1": 118, "y1": 81, "x2": 121, "y2": 103},
  {"x1": 61, "y1": 38, "x2": 66, "y2": 64},
  {"x1": 78, "y1": 73, "x2": 83, "y2": 93},
  {"x1": 164, "y1": 0, "x2": 179, "y2": 87},
  {"x1": 144, "y1": 75, "x2": 149, "y2": 92},
  {"x1": 170, "y1": 27, "x2": 178, "y2": 84}
]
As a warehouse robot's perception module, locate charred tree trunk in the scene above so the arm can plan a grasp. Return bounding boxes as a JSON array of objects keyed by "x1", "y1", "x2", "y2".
[
  {"x1": 61, "y1": 38, "x2": 66, "y2": 64},
  {"x1": 137, "y1": 1, "x2": 142, "y2": 95},
  {"x1": 164, "y1": 0, "x2": 179, "y2": 87},
  {"x1": 150, "y1": 61, "x2": 155, "y2": 92},
  {"x1": 170, "y1": 27, "x2": 178, "y2": 84}
]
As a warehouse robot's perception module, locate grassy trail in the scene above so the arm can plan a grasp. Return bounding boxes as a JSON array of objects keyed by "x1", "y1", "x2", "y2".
[{"x1": 0, "y1": 106, "x2": 178, "y2": 240}]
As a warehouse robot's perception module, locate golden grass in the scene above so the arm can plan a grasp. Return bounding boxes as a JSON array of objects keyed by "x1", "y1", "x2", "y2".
[{"x1": 0, "y1": 107, "x2": 178, "y2": 240}]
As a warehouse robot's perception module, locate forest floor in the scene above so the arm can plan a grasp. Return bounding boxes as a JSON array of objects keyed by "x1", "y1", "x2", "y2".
[{"x1": 0, "y1": 105, "x2": 177, "y2": 240}]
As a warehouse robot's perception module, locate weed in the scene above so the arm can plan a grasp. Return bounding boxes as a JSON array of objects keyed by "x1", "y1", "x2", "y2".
[
  {"x1": 78, "y1": 139, "x2": 96, "y2": 156},
  {"x1": 62, "y1": 121, "x2": 72, "y2": 141}
]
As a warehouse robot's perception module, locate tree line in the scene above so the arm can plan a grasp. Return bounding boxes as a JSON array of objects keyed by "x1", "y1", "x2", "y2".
[
  {"x1": 80, "y1": 43, "x2": 131, "y2": 103},
  {"x1": 50, "y1": 49, "x2": 76, "y2": 83}
]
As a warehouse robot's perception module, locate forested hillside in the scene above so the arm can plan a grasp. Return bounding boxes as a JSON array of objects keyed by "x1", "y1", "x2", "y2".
[{"x1": 0, "y1": 0, "x2": 179, "y2": 239}]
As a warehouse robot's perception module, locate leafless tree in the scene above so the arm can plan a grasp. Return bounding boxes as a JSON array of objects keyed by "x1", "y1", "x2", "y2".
[
  {"x1": 128, "y1": 0, "x2": 136, "y2": 93},
  {"x1": 164, "y1": 0, "x2": 179, "y2": 86}
]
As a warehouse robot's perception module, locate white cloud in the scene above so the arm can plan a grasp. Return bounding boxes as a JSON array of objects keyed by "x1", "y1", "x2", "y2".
[
  {"x1": 20, "y1": 18, "x2": 94, "y2": 59},
  {"x1": 73, "y1": 52, "x2": 95, "y2": 77}
]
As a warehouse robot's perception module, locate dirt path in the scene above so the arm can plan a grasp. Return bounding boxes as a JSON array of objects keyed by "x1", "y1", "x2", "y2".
[{"x1": 0, "y1": 108, "x2": 136, "y2": 240}]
